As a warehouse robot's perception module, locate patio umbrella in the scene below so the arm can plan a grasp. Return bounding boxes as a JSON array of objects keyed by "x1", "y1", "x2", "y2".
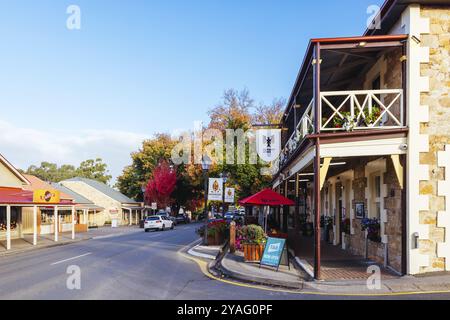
[{"x1": 239, "y1": 188, "x2": 295, "y2": 206}]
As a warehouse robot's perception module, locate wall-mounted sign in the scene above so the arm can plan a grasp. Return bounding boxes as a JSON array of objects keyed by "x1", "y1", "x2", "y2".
[
  {"x1": 151, "y1": 202, "x2": 157, "y2": 210},
  {"x1": 33, "y1": 190, "x2": 60, "y2": 204},
  {"x1": 224, "y1": 188, "x2": 235, "y2": 203},
  {"x1": 208, "y1": 178, "x2": 223, "y2": 201}
]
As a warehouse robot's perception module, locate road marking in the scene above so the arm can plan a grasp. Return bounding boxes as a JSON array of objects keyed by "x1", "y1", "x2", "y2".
[
  {"x1": 178, "y1": 242, "x2": 450, "y2": 297},
  {"x1": 50, "y1": 253, "x2": 92, "y2": 266}
]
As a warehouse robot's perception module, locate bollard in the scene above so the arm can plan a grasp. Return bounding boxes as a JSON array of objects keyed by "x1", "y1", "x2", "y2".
[{"x1": 229, "y1": 221, "x2": 236, "y2": 253}]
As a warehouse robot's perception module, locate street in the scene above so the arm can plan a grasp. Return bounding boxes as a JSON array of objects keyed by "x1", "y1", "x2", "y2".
[{"x1": 0, "y1": 223, "x2": 448, "y2": 300}]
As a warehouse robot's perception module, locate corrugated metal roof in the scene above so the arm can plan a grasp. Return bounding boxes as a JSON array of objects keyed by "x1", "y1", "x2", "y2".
[
  {"x1": 62, "y1": 177, "x2": 139, "y2": 204},
  {"x1": 49, "y1": 182, "x2": 95, "y2": 205}
]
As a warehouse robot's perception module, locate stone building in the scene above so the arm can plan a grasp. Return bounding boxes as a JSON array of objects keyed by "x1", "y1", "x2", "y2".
[
  {"x1": 272, "y1": 0, "x2": 449, "y2": 278},
  {"x1": 60, "y1": 177, "x2": 143, "y2": 226}
]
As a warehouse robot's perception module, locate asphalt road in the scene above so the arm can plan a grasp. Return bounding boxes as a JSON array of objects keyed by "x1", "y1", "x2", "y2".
[{"x1": 0, "y1": 223, "x2": 449, "y2": 300}]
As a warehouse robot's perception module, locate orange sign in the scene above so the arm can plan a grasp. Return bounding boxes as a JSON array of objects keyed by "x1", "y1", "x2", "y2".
[{"x1": 33, "y1": 190, "x2": 61, "y2": 204}]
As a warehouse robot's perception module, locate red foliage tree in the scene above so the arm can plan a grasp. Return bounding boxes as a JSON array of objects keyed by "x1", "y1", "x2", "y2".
[{"x1": 144, "y1": 160, "x2": 177, "y2": 209}]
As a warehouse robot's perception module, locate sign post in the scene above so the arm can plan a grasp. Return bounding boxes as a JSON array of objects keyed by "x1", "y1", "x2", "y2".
[{"x1": 260, "y1": 237, "x2": 289, "y2": 272}]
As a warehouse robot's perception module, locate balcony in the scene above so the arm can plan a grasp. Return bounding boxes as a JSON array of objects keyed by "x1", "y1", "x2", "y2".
[{"x1": 277, "y1": 88, "x2": 405, "y2": 172}]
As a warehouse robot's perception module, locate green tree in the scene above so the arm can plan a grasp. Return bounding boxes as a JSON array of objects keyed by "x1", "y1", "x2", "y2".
[
  {"x1": 25, "y1": 159, "x2": 111, "y2": 184},
  {"x1": 116, "y1": 134, "x2": 176, "y2": 201},
  {"x1": 76, "y1": 158, "x2": 112, "y2": 184}
]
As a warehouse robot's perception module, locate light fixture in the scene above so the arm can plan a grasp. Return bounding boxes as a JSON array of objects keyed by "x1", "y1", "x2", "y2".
[
  {"x1": 358, "y1": 41, "x2": 367, "y2": 47},
  {"x1": 330, "y1": 162, "x2": 347, "y2": 166},
  {"x1": 201, "y1": 154, "x2": 212, "y2": 172},
  {"x1": 299, "y1": 179, "x2": 310, "y2": 183},
  {"x1": 298, "y1": 173, "x2": 314, "y2": 177}
]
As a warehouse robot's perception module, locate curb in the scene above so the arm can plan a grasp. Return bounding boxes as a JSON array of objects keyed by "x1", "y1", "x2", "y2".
[{"x1": 214, "y1": 252, "x2": 305, "y2": 290}]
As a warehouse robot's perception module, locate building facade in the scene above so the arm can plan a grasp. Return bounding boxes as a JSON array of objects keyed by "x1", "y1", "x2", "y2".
[
  {"x1": 272, "y1": 0, "x2": 449, "y2": 277},
  {"x1": 60, "y1": 177, "x2": 143, "y2": 226}
]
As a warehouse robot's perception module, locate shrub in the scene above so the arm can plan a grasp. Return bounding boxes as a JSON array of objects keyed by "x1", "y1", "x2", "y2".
[
  {"x1": 361, "y1": 218, "x2": 381, "y2": 243},
  {"x1": 238, "y1": 224, "x2": 266, "y2": 245}
]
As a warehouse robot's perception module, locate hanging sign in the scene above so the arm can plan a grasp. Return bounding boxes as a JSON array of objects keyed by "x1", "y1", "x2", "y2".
[
  {"x1": 208, "y1": 178, "x2": 223, "y2": 201},
  {"x1": 256, "y1": 129, "x2": 281, "y2": 163},
  {"x1": 224, "y1": 188, "x2": 235, "y2": 203},
  {"x1": 151, "y1": 203, "x2": 157, "y2": 210},
  {"x1": 33, "y1": 190, "x2": 60, "y2": 204},
  {"x1": 260, "y1": 237, "x2": 288, "y2": 270}
]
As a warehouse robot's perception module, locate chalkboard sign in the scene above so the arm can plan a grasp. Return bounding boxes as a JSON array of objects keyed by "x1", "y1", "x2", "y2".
[{"x1": 260, "y1": 237, "x2": 288, "y2": 271}]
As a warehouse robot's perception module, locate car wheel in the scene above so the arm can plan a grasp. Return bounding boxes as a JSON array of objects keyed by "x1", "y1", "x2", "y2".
[
  {"x1": 162, "y1": 225, "x2": 165, "y2": 231},
  {"x1": 171, "y1": 224, "x2": 174, "y2": 230},
  {"x1": 145, "y1": 229, "x2": 149, "y2": 233}
]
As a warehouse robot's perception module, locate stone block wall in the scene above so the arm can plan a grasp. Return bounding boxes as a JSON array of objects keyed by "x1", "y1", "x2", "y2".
[{"x1": 418, "y1": 6, "x2": 450, "y2": 272}]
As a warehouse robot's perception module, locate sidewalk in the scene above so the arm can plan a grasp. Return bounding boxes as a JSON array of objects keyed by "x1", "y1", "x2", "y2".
[
  {"x1": 0, "y1": 226, "x2": 141, "y2": 257},
  {"x1": 217, "y1": 251, "x2": 305, "y2": 289}
]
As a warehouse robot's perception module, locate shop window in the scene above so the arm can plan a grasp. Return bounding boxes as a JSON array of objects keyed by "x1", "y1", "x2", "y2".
[{"x1": 0, "y1": 207, "x2": 21, "y2": 231}]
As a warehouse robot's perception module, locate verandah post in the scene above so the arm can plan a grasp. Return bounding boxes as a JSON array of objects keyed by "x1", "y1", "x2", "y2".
[{"x1": 313, "y1": 42, "x2": 322, "y2": 280}]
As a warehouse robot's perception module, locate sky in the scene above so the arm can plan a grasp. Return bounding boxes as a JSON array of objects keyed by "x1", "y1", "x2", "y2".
[{"x1": 0, "y1": 0, "x2": 384, "y2": 182}]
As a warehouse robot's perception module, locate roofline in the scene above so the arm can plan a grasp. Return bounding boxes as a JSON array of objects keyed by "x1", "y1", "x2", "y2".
[
  {"x1": 282, "y1": 34, "x2": 408, "y2": 119},
  {"x1": 0, "y1": 153, "x2": 30, "y2": 185},
  {"x1": 364, "y1": 0, "x2": 397, "y2": 36}
]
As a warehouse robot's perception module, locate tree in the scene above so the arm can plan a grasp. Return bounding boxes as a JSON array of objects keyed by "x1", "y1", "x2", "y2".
[
  {"x1": 144, "y1": 160, "x2": 177, "y2": 209},
  {"x1": 116, "y1": 134, "x2": 176, "y2": 201},
  {"x1": 25, "y1": 159, "x2": 111, "y2": 184},
  {"x1": 252, "y1": 98, "x2": 285, "y2": 126},
  {"x1": 208, "y1": 89, "x2": 254, "y2": 131},
  {"x1": 76, "y1": 158, "x2": 112, "y2": 184}
]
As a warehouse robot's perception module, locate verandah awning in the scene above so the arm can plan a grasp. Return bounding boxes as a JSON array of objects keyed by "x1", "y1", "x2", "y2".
[{"x1": 239, "y1": 189, "x2": 295, "y2": 206}]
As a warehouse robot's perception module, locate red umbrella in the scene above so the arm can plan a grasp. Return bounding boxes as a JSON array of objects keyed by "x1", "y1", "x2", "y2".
[{"x1": 239, "y1": 188, "x2": 295, "y2": 206}]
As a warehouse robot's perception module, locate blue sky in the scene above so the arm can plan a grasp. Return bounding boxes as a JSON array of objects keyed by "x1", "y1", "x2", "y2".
[{"x1": 0, "y1": 0, "x2": 384, "y2": 181}]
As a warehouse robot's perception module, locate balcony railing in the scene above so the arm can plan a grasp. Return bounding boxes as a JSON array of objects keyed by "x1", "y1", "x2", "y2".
[
  {"x1": 321, "y1": 89, "x2": 404, "y2": 131},
  {"x1": 274, "y1": 89, "x2": 405, "y2": 173}
]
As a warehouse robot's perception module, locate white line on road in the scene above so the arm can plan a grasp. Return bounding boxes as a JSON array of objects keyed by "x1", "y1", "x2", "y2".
[{"x1": 50, "y1": 253, "x2": 92, "y2": 266}]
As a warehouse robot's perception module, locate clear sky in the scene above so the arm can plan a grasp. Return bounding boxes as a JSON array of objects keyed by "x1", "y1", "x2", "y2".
[{"x1": 0, "y1": 0, "x2": 384, "y2": 181}]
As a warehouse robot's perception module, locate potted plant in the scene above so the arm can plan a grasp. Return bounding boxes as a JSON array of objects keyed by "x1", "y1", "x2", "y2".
[
  {"x1": 361, "y1": 217, "x2": 381, "y2": 243},
  {"x1": 333, "y1": 112, "x2": 355, "y2": 131},
  {"x1": 363, "y1": 106, "x2": 382, "y2": 127},
  {"x1": 239, "y1": 224, "x2": 267, "y2": 262}
]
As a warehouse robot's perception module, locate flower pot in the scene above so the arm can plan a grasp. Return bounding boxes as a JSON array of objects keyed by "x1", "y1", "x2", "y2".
[{"x1": 243, "y1": 243, "x2": 264, "y2": 262}]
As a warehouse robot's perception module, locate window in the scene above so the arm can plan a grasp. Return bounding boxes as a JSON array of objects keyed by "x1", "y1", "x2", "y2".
[{"x1": 371, "y1": 174, "x2": 382, "y2": 220}]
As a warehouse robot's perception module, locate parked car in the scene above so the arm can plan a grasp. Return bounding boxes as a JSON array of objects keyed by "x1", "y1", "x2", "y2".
[
  {"x1": 175, "y1": 214, "x2": 189, "y2": 224},
  {"x1": 144, "y1": 215, "x2": 174, "y2": 232},
  {"x1": 224, "y1": 212, "x2": 235, "y2": 221}
]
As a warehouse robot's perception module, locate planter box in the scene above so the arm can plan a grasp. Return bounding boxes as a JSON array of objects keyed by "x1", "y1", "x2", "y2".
[
  {"x1": 207, "y1": 233, "x2": 224, "y2": 246},
  {"x1": 243, "y1": 243, "x2": 264, "y2": 262}
]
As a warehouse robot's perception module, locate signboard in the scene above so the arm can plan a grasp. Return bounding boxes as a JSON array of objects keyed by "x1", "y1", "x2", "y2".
[
  {"x1": 256, "y1": 129, "x2": 281, "y2": 163},
  {"x1": 208, "y1": 178, "x2": 223, "y2": 201},
  {"x1": 151, "y1": 203, "x2": 157, "y2": 210},
  {"x1": 33, "y1": 190, "x2": 60, "y2": 204},
  {"x1": 260, "y1": 237, "x2": 287, "y2": 270},
  {"x1": 224, "y1": 188, "x2": 235, "y2": 203}
]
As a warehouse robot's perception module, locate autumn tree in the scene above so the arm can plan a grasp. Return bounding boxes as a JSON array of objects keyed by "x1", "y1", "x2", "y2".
[
  {"x1": 116, "y1": 134, "x2": 176, "y2": 201},
  {"x1": 144, "y1": 160, "x2": 177, "y2": 209}
]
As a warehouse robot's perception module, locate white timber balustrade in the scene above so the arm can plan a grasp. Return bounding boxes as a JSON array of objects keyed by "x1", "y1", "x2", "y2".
[{"x1": 320, "y1": 89, "x2": 404, "y2": 131}]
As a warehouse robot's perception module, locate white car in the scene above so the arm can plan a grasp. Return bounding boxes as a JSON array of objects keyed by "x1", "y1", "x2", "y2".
[{"x1": 144, "y1": 215, "x2": 174, "y2": 232}]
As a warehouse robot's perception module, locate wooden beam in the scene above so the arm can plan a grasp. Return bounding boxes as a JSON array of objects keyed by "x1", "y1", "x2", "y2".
[
  {"x1": 320, "y1": 157, "x2": 332, "y2": 190},
  {"x1": 391, "y1": 154, "x2": 404, "y2": 189}
]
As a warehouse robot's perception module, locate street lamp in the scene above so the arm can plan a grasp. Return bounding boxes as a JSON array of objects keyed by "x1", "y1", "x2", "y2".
[{"x1": 201, "y1": 154, "x2": 212, "y2": 245}]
